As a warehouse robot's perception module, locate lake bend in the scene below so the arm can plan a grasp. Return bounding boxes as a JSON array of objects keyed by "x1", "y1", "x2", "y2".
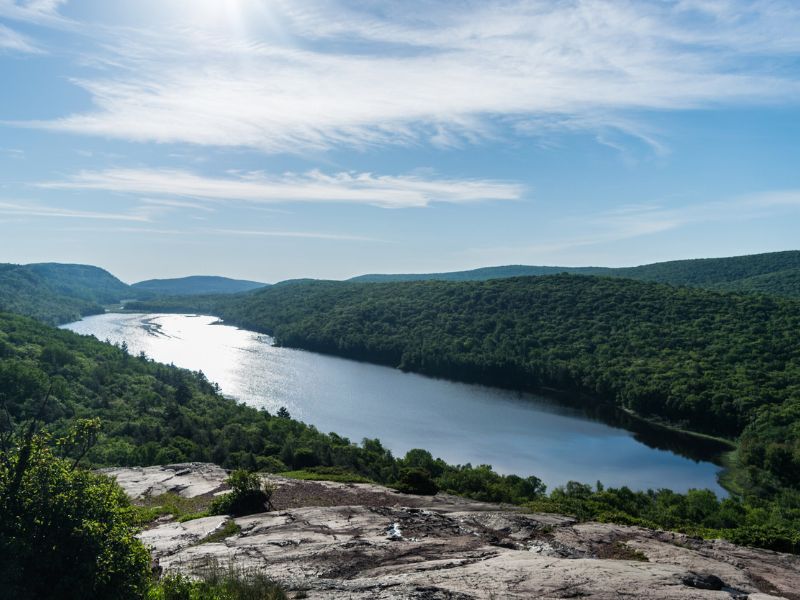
[{"x1": 63, "y1": 312, "x2": 728, "y2": 495}]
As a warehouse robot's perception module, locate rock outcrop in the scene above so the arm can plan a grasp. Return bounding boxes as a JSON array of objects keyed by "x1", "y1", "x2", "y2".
[{"x1": 108, "y1": 464, "x2": 799, "y2": 599}]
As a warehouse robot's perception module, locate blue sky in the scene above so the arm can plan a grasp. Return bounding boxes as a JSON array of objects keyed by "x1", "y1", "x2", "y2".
[{"x1": 1, "y1": 0, "x2": 799, "y2": 283}]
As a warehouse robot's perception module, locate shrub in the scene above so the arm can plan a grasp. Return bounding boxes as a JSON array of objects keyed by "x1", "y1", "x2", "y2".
[
  {"x1": 255, "y1": 455, "x2": 288, "y2": 473},
  {"x1": 0, "y1": 433, "x2": 151, "y2": 600},
  {"x1": 210, "y1": 470, "x2": 273, "y2": 517},
  {"x1": 394, "y1": 467, "x2": 439, "y2": 495},
  {"x1": 148, "y1": 566, "x2": 286, "y2": 600}
]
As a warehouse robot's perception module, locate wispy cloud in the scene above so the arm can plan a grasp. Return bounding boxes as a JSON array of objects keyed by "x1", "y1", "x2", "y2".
[
  {"x1": 139, "y1": 198, "x2": 215, "y2": 213},
  {"x1": 60, "y1": 225, "x2": 385, "y2": 243},
  {"x1": 39, "y1": 168, "x2": 523, "y2": 209},
  {"x1": 0, "y1": 200, "x2": 149, "y2": 221},
  {"x1": 0, "y1": 22, "x2": 41, "y2": 53},
  {"x1": 0, "y1": 147, "x2": 26, "y2": 158},
  {"x1": 15, "y1": 0, "x2": 800, "y2": 153},
  {"x1": 0, "y1": 0, "x2": 69, "y2": 24},
  {"x1": 465, "y1": 188, "x2": 800, "y2": 259},
  {"x1": 591, "y1": 189, "x2": 800, "y2": 237},
  {"x1": 207, "y1": 228, "x2": 386, "y2": 243}
]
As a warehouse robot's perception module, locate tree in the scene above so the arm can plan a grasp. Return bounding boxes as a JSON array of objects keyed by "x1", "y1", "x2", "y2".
[
  {"x1": 395, "y1": 467, "x2": 439, "y2": 495},
  {"x1": 0, "y1": 428, "x2": 151, "y2": 599}
]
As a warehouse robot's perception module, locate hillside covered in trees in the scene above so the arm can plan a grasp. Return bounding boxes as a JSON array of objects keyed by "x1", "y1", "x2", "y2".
[
  {"x1": 0, "y1": 263, "x2": 129, "y2": 324},
  {"x1": 131, "y1": 275, "x2": 268, "y2": 297},
  {"x1": 2, "y1": 251, "x2": 798, "y2": 327},
  {"x1": 350, "y1": 250, "x2": 800, "y2": 298},
  {"x1": 129, "y1": 274, "x2": 800, "y2": 492}
]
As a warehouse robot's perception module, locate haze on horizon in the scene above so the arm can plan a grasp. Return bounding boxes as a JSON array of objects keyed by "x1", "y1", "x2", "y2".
[{"x1": 1, "y1": 0, "x2": 799, "y2": 283}]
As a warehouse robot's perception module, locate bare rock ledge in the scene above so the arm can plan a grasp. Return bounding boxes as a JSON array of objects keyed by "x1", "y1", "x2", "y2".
[{"x1": 103, "y1": 463, "x2": 800, "y2": 600}]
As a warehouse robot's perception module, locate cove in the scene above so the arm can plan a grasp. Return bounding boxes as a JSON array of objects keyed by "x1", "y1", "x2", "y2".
[{"x1": 63, "y1": 312, "x2": 728, "y2": 495}]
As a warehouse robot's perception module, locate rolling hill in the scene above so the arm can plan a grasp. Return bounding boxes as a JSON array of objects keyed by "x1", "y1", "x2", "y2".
[
  {"x1": 0, "y1": 263, "x2": 130, "y2": 325},
  {"x1": 131, "y1": 275, "x2": 267, "y2": 297},
  {"x1": 349, "y1": 250, "x2": 800, "y2": 298}
]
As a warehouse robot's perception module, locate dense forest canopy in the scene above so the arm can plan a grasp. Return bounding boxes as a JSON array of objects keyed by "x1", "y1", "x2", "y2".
[
  {"x1": 3, "y1": 250, "x2": 799, "y2": 328},
  {"x1": 131, "y1": 275, "x2": 268, "y2": 297},
  {"x1": 0, "y1": 263, "x2": 127, "y2": 325},
  {"x1": 350, "y1": 250, "x2": 800, "y2": 298},
  {"x1": 129, "y1": 274, "x2": 800, "y2": 491}
]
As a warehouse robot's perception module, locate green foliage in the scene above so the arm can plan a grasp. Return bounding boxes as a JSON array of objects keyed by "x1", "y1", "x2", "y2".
[
  {"x1": 348, "y1": 250, "x2": 800, "y2": 298},
  {"x1": 256, "y1": 455, "x2": 289, "y2": 473},
  {"x1": 0, "y1": 263, "x2": 130, "y2": 325},
  {"x1": 148, "y1": 567, "x2": 286, "y2": 600},
  {"x1": 0, "y1": 431, "x2": 150, "y2": 599},
  {"x1": 280, "y1": 466, "x2": 372, "y2": 483},
  {"x1": 132, "y1": 276, "x2": 267, "y2": 297},
  {"x1": 209, "y1": 470, "x2": 273, "y2": 517},
  {"x1": 394, "y1": 467, "x2": 439, "y2": 495},
  {"x1": 528, "y1": 482, "x2": 800, "y2": 554},
  {"x1": 437, "y1": 464, "x2": 547, "y2": 504},
  {"x1": 739, "y1": 400, "x2": 800, "y2": 492}
]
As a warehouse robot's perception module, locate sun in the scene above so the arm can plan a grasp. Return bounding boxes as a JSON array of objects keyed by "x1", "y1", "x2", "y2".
[
  {"x1": 189, "y1": 0, "x2": 249, "y2": 30},
  {"x1": 176, "y1": 0, "x2": 287, "y2": 41}
]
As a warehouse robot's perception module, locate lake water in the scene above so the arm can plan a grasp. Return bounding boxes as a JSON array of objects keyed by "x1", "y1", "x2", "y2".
[{"x1": 63, "y1": 312, "x2": 727, "y2": 495}]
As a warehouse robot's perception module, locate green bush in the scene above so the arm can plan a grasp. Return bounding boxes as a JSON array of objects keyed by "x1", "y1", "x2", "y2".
[
  {"x1": 255, "y1": 455, "x2": 288, "y2": 473},
  {"x1": 210, "y1": 470, "x2": 273, "y2": 517},
  {"x1": 0, "y1": 433, "x2": 151, "y2": 600},
  {"x1": 395, "y1": 467, "x2": 439, "y2": 495}
]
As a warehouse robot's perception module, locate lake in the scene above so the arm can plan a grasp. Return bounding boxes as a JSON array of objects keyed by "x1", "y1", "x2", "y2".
[{"x1": 63, "y1": 312, "x2": 728, "y2": 494}]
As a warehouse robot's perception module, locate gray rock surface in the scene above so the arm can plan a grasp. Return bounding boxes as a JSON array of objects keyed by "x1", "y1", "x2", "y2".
[
  {"x1": 107, "y1": 464, "x2": 799, "y2": 600},
  {"x1": 100, "y1": 463, "x2": 229, "y2": 499}
]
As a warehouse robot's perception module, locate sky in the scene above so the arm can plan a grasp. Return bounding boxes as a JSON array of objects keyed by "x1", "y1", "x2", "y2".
[{"x1": 1, "y1": 0, "x2": 799, "y2": 284}]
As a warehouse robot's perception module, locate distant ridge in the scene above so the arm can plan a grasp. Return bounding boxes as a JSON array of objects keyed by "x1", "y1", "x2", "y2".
[
  {"x1": 0, "y1": 262, "x2": 130, "y2": 324},
  {"x1": 132, "y1": 275, "x2": 267, "y2": 296},
  {"x1": 348, "y1": 250, "x2": 800, "y2": 298},
  {"x1": 349, "y1": 264, "x2": 610, "y2": 282}
]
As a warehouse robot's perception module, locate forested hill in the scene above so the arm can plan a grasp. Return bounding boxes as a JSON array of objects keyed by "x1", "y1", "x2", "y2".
[
  {"x1": 349, "y1": 264, "x2": 609, "y2": 282},
  {"x1": 0, "y1": 263, "x2": 130, "y2": 325},
  {"x1": 614, "y1": 251, "x2": 800, "y2": 291},
  {"x1": 349, "y1": 250, "x2": 800, "y2": 298},
  {"x1": 129, "y1": 274, "x2": 800, "y2": 490},
  {"x1": 131, "y1": 275, "x2": 267, "y2": 297}
]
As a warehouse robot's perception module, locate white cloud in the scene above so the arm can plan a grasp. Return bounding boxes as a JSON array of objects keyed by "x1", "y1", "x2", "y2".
[
  {"x1": 17, "y1": 0, "x2": 800, "y2": 153},
  {"x1": 59, "y1": 225, "x2": 386, "y2": 243},
  {"x1": 0, "y1": 147, "x2": 26, "y2": 158},
  {"x1": 205, "y1": 228, "x2": 386, "y2": 243},
  {"x1": 0, "y1": 0, "x2": 68, "y2": 23},
  {"x1": 139, "y1": 198, "x2": 215, "y2": 213},
  {"x1": 0, "y1": 200, "x2": 149, "y2": 221},
  {"x1": 463, "y1": 188, "x2": 800, "y2": 260},
  {"x1": 0, "y1": 22, "x2": 41, "y2": 53},
  {"x1": 38, "y1": 168, "x2": 523, "y2": 209}
]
